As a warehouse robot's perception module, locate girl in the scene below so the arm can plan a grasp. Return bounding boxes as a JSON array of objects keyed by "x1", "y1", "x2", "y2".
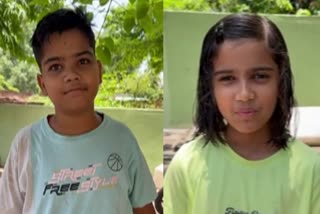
[{"x1": 164, "y1": 13, "x2": 320, "y2": 214}]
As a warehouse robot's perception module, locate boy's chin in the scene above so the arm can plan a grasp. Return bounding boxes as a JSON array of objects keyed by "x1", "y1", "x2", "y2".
[{"x1": 54, "y1": 102, "x2": 95, "y2": 115}]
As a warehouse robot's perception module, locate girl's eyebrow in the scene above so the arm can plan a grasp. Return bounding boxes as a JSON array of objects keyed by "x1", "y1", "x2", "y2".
[
  {"x1": 213, "y1": 70, "x2": 233, "y2": 76},
  {"x1": 251, "y1": 65, "x2": 275, "y2": 72},
  {"x1": 214, "y1": 65, "x2": 276, "y2": 76}
]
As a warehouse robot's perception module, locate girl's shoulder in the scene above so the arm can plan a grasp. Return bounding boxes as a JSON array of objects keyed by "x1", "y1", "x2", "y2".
[
  {"x1": 170, "y1": 135, "x2": 222, "y2": 166},
  {"x1": 287, "y1": 139, "x2": 320, "y2": 166},
  {"x1": 174, "y1": 135, "x2": 208, "y2": 156}
]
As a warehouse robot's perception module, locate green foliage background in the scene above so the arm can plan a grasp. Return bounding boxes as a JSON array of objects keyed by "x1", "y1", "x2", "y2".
[
  {"x1": 1, "y1": 0, "x2": 320, "y2": 108},
  {"x1": 0, "y1": 0, "x2": 163, "y2": 109},
  {"x1": 164, "y1": 0, "x2": 320, "y2": 15}
]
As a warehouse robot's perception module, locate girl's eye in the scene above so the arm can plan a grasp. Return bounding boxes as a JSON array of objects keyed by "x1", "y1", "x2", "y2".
[
  {"x1": 253, "y1": 73, "x2": 270, "y2": 80},
  {"x1": 218, "y1": 75, "x2": 235, "y2": 82},
  {"x1": 48, "y1": 64, "x2": 63, "y2": 72},
  {"x1": 79, "y1": 58, "x2": 90, "y2": 65}
]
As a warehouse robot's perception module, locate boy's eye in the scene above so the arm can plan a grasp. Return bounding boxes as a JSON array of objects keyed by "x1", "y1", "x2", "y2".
[
  {"x1": 48, "y1": 64, "x2": 63, "y2": 72},
  {"x1": 79, "y1": 58, "x2": 90, "y2": 65}
]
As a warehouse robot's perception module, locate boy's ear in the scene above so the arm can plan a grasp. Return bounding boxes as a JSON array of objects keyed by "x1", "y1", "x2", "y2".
[
  {"x1": 97, "y1": 60, "x2": 103, "y2": 84},
  {"x1": 37, "y1": 74, "x2": 48, "y2": 96}
]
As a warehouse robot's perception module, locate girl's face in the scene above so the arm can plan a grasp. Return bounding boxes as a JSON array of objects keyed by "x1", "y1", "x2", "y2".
[{"x1": 212, "y1": 39, "x2": 279, "y2": 134}]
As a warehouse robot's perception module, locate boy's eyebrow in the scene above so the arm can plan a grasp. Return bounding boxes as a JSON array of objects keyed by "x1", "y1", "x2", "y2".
[
  {"x1": 73, "y1": 50, "x2": 94, "y2": 57},
  {"x1": 43, "y1": 56, "x2": 62, "y2": 66},
  {"x1": 43, "y1": 50, "x2": 94, "y2": 66}
]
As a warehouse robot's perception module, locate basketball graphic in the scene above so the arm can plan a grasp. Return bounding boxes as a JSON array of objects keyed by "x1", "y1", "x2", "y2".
[{"x1": 107, "y1": 153, "x2": 123, "y2": 172}]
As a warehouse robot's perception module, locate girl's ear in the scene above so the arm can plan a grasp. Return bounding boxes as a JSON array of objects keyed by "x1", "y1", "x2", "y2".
[{"x1": 37, "y1": 74, "x2": 48, "y2": 96}]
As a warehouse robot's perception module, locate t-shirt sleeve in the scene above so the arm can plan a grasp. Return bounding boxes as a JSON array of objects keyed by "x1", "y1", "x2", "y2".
[
  {"x1": 311, "y1": 156, "x2": 320, "y2": 214},
  {"x1": 163, "y1": 146, "x2": 191, "y2": 214},
  {"x1": 0, "y1": 126, "x2": 31, "y2": 214},
  {"x1": 127, "y1": 132, "x2": 157, "y2": 208}
]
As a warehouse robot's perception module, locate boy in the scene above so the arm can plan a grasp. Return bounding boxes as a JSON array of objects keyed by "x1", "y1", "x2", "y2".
[{"x1": 0, "y1": 8, "x2": 157, "y2": 214}]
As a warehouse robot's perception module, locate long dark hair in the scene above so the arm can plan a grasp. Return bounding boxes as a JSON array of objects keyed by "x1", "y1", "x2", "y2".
[{"x1": 194, "y1": 13, "x2": 296, "y2": 149}]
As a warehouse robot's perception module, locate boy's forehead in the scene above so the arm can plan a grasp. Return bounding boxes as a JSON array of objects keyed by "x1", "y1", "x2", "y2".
[{"x1": 40, "y1": 29, "x2": 94, "y2": 63}]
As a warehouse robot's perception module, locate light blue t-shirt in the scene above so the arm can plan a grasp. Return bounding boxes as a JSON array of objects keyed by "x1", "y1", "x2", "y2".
[{"x1": 0, "y1": 113, "x2": 156, "y2": 214}]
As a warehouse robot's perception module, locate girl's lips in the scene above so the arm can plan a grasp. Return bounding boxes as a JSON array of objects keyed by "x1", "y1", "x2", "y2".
[{"x1": 235, "y1": 108, "x2": 258, "y2": 117}]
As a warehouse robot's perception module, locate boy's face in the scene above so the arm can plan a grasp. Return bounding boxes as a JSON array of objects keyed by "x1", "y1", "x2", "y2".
[
  {"x1": 37, "y1": 29, "x2": 102, "y2": 115},
  {"x1": 212, "y1": 39, "x2": 279, "y2": 135}
]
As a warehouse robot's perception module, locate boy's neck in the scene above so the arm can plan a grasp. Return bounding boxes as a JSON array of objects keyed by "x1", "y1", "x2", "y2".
[
  {"x1": 225, "y1": 125, "x2": 280, "y2": 161},
  {"x1": 48, "y1": 110, "x2": 102, "y2": 136}
]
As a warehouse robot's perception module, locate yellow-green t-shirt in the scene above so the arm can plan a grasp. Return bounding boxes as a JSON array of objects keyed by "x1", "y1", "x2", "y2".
[{"x1": 164, "y1": 137, "x2": 320, "y2": 214}]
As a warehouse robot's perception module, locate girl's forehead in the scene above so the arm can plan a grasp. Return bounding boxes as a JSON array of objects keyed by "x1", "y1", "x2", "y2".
[
  {"x1": 213, "y1": 39, "x2": 277, "y2": 72},
  {"x1": 214, "y1": 38, "x2": 272, "y2": 59},
  {"x1": 219, "y1": 38, "x2": 268, "y2": 49}
]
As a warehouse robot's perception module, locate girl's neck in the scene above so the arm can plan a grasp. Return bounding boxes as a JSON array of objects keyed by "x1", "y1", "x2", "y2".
[
  {"x1": 48, "y1": 110, "x2": 102, "y2": 136},
  {"x1": 225, "y1": 124, "x2": 279, "y2": 161}
]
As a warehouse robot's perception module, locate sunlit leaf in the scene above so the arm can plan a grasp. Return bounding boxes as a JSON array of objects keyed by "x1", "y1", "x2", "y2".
[
  {"x1": 124, "y1": 14, "x2": 135, "y2": 33},
  {"x1": 138, "y1": 14, "x2": 153, "y2": 34},
  {"x1": 86, "y1": 12, "x2": 94, "y2": 21},
  {"x1": 96, "y1": 45, "x2": 112, "y2": 66},
  {"x1": 136, "y1": 0, "x2": 149, "y2": 19},
  {"x1": 76, "y1": 0, "x2": 93, "y2": 4},
  {"x1": 100, "y1": 0, "x2": 110, "y2": 6}
]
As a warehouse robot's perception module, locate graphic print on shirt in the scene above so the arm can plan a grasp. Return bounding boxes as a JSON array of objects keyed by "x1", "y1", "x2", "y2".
[
  {"x1": 107, "y1": 153, "x2": 123, "y2": 172},
  {"x1": 42, "y1": 153, "x2": 123, "y2": 197},
  {"x1": 225, "y1": 207, "x2": 261, "y2": 214}
]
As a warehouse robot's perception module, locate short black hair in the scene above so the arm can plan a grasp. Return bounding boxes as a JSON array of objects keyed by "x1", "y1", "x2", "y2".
[
  {"x1": 30, "y1": 7, "x2": 95, "y2": 68},
  {"x1": 195, "y1": 13, "x2": 296, "y2": 149}
]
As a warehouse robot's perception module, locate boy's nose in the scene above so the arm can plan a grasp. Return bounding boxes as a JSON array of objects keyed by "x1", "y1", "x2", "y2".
[
  {"x1": 63, "y1": 67, "x2": 80, "y2": 82},
  {"x1": 235, "y1": 81, "x2": 255, "y2": 102}
]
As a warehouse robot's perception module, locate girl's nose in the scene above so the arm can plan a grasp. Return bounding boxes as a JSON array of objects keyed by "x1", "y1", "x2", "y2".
[{"x1": 235, "y1": 81, "x2": 255, "y2": 102}]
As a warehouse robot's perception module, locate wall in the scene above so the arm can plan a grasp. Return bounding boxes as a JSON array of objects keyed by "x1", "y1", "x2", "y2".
[
  {"x1": 164, "y1": 11, "x2": 320, "y2": 128},
  {"x1": 0, "y1": 104, "x2": 163, "y2": 172}
]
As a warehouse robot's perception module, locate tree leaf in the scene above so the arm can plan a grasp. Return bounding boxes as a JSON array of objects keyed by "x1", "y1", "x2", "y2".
[
  {"x1": 103, "y1": 37, "x2": 115, "y2": 51},
  {"x1": 136, "y1": 0, "x2": 149, "y2": 19},
  {"x1": 99, "y1": 0, "x2": 110, "y2": 6},
  {"x1": 29, "y1": 0, "x2": 49, "y2": 6},
  {"x1": 96, "y1": 46, "x2": 112, "y2": 66},
  {"x1": 153, "y1": 0, "x2": 163, "y2": 24},
  {"x1": 76, "y1": 0, "x2": 93, "y2": 4},
  {"x1": 86, "y1": 12, "x2": 94, "y2": 21},
  {"x1": 129, "y1": 0, "x2": 136, "y2": 4},
  {"x1": 124, "y1": 15, "x2": 135, "y2": 33},
  {"x1": 138, "y1": 14, "x2": 153, "y2": 34}
]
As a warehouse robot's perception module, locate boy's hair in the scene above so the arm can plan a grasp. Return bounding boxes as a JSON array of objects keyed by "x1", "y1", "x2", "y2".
[
  {"x1": 195, "y1": 13, "x2": 296, "y2": 149},
  {"x1": 30, "y1": 8, "x2": 95, "y2": 68}
]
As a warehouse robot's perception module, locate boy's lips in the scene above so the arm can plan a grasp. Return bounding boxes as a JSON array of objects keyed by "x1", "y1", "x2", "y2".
[{"x1": 64, "y1": 87, "x2": 87, "y2": 95}]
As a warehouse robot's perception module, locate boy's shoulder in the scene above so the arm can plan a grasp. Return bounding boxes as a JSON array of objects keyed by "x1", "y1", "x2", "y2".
[
  {"x1": 13, "y1": 124, "x2": 33, "y2": 144},
  {"x1": 102, "y1": 113, "x2": 136, "y2": 138},
  {"x1": 8, "y1": 124, "x2": 33, "y2": 158}
]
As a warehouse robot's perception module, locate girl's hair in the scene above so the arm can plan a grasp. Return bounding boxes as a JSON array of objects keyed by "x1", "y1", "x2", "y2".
[{"x1": 194, "y1": 13, "x2": 296, "y2": 149}]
